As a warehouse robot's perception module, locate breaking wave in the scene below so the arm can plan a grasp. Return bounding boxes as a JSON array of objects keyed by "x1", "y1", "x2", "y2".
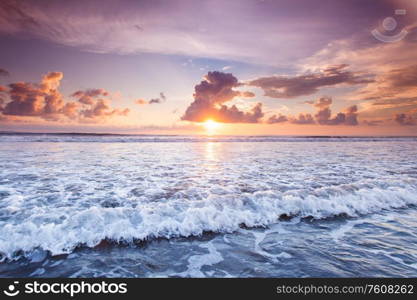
[{"x1": 1, "y1": 179, "x2": 416, "y2": 260}]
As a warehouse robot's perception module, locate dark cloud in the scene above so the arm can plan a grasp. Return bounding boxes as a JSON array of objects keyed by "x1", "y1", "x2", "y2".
[
  {"x1": 149, "y1": 98, "x2": 160, "y2": 104},
  {"x1": 312, "y1": 97, "x2": 358, "y2": 125},
  {"x1": 344, "y1": 105, "x2": 359, "y2": 126},
  {"x1": 149, "y1": 92, "x2": 166, "y2": 104},
  {"x1": 314, "y1": 97, "x2": 332, "y2": 108},
  {"x1": 247, "y1": 64, "x2": 372, "y2": 99},
  {"x1": 395, "y1": 113, "x2": 416, "y2": 126},
  {"x1": 289, "y1": 113, "x2": 315, "y2": 124},
  {"x1": 0, "y1": 68, "x2": 9, "y2": 76},
  {"x1": 135, "y1": 92, "x2": 166, "y2": 105},
  {"x1": 267, "y1": 114, "x2": 288, "y2": 124},
  {"x1": 182, "y1": 71, "x2": 264, "y2": 123},
  {"x1": 386, "y1": 65, "x2": 417, "y2": 89},
  {"x1": 1, "y1": 72, "x2": 129, "y2": 122}
]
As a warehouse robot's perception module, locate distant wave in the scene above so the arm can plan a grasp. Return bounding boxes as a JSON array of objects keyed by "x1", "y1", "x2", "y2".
[{"x1": 1, "y1": 133, "x2": 416, "y2": 143}]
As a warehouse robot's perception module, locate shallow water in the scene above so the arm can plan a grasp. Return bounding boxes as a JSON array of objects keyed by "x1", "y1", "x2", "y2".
[{"x1": 0, "y1": 134, "x2": 416, "y2": 277}]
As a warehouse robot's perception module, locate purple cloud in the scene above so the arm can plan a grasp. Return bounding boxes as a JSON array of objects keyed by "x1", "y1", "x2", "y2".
[
  {"x1": 268, "y1": 96, "x2": 359, "y2": 126},
  {"x1": 0, "y1": 68, "x2": 9, "y2": 76},
  {"x1": 248, "y1": 65, "x2": 373, "y2": 99},
  {"x1": 395, "y1": 113, "x2": 416, "y2": 126},
  {"x1": 182, "y1": 71, "x2": 264, "y2": 123}
]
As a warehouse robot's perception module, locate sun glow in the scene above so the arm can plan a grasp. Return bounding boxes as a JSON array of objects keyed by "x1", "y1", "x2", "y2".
[{"x1": 203, "y1": 119, "x2": 221, "y2": 134}]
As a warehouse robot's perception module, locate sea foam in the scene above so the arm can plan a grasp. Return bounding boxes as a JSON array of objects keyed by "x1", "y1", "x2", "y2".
[{"x1": 0, "y1": 135, "x2": 416, "y2": 260}]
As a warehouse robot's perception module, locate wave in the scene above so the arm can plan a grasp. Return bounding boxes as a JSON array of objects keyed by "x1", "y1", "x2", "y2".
[
  {"x1": 1, "y1": 179, "x2": 416, "y2": 260},
  {"x1": 1, "y1": 133, "x2": 416, "y2": 143}
]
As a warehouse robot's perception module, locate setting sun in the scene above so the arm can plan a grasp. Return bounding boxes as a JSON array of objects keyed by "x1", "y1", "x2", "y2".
[{"x1": 203, "y1": 119, "x2": 220, "y2": 134}]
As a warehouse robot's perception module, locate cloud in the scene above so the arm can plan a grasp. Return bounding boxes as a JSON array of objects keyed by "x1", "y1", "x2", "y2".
[
  {"x1": 267, "y1": 114, "x2": 288, "y2": 124},
  {"x1": 2, "y1": 72, "x2": 65, "y2": 118},
  {"x1": 362, "y1": 119, "x2": 384, "y2": 126},
  {"x1": 289, "y1": 113, "x2": 315, "y2": 125},
  {"x1": 181, "y1": 71, "x2": 264, "y2": 123},
  {"x1": 70, "y1": 88, "x2": 130, "y2": 121},
  {"x1": 315, "y1": 97, "x2": 358, "y2": 126},
  {"x1": 215, "y1": 102, "x2": 264, "y2": 123},
  {"x1": 0, "y1": 68, "x2": 9, "y2": 76},
  {"x1": 302, "y1": 100, "x2": 315, "y2": 105},
  {"x1": 0, "y1": 93, "x2": 5, "y2": 111},
  {"x1": 241, "y1": 91, "x2": 255, "y2": 98},
  {"x1": 301, "y1": 29, "x2": 417, "y2": 121},
  {"x1": 61, "y1": 102, "x2": 79, "y2": 120},
  {"x1": 71, "y1": 88, "x2": 109, "y2": 105},
  {"x1": 247, "y1": 65, "x2": 372, "y2": 99},
  {"x1": 1, "y1": 72, "x2": 129, "y2": 122},
  {"x1": 268, "y1": 96, "x2": 358, "y2": 126},
  {"x1": 182, "y1": 72, "x2": 360, "y2": 126},
  {"x1": 148, "y1": 99, "x2": 160, "y2": 104},
  {"x1": 313, "y1": 96, "x2": 332, "y2": 108},
  {"x1": 149, "y1": 92, "x2": 166, "y2": 104},
  {"x1": 356, "y1": 65, "x2": 417, "y2": 102},
  {"x1": 395, "y1": 113, "x2": 416, "y2": 126},
  {"x1": 0, "y1": 0, "x2": 398, "y2": 66},
  {"x1": 80, "y1": 99, "x2": 129, "y2": 120},
  {"x1": 135, "y1": 99, "x2": 147, "y2": 105},
  {"x1": 135, "y1": 92, "x2": 166, "y2": 105},
  {"x1": 312, "y1": 97, "x2": 358, "y2": 126}
]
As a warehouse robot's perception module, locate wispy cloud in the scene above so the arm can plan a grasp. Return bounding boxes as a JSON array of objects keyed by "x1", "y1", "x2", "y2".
[
  {"x1": 0, "y1": 0, "x2": 398, "y2": 65},
  {"x1": 247, "y1": 65, "x2": 372, "y2": 99}
]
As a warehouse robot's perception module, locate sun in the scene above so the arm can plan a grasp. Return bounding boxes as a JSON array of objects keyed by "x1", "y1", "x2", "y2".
[{"x1": 203, "y1": 119, "x2": 220, "y2": 134}]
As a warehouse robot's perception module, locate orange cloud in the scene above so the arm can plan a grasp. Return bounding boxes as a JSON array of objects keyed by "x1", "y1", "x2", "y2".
[{"x1": 1, "y1": 72, "x2": 130, "y2": 123}]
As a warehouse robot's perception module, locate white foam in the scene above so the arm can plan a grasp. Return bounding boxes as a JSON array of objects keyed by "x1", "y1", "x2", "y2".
[
  {"x1": 0, "y1": 180, "x2": 416, "y2": 259},
  {"x1": 330, "y1": 220, "x2": 365, "y2": 242},
  {"x1": 1, "y1": 137, "x2": 417, "y2": 260},
  {"x1": 251, "y1": 224, "x2": 289, "y2": 262},
  {"x1": 178, "y1": 241, "x2": 224, "y2": 277}
]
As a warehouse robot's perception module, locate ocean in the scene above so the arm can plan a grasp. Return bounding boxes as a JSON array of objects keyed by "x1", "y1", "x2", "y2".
[{"x1": 0, "y1": 133, "x2": 417, "y2": 277}]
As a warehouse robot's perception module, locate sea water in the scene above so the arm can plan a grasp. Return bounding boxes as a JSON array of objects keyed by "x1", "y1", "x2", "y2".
[{"x1": 0, "y1": 134, "x2": 416, "y2": 277}]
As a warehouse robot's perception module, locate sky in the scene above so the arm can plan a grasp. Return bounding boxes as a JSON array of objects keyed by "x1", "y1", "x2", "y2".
[{"x1": 0, "y1": 0, "x2": 417, "y2": 135}]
